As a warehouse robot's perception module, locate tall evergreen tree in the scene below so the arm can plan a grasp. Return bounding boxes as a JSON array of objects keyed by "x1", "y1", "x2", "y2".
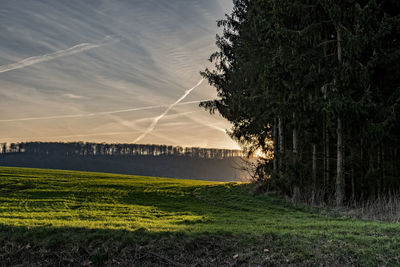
[{"x1": 202, "y1": 0, "x2": 400, "y2": 204}]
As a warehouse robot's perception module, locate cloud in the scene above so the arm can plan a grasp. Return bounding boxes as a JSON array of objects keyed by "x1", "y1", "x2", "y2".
[
  {"x1": 0, "y1": 99, "x2": 210, "y2": 122},
  {"x1": 0, "y1": 110, "x2": 200, "y2": 144},
  {"x1": 63, "y1": 93, "x2": 85, "y2": 99},
  {"x1": 133, "y1": 78, "x2": 204, "y2": 143},
  {"x1": 0, "y1": 37, "x2": 115, "y2": 74},
  {"x1": 0, "y1": 1, "x2": 235, "y2": 148}
]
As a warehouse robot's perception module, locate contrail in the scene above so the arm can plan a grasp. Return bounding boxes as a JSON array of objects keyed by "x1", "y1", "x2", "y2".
[
  {"x1": 0, "y1": 99, "x2": 210, "y2": 122},
  {"x1": 134, "y1": 78, "x2": 205, "y2": 143},
  {"x1": 0, "y1": 37, "x2": 114, "y2": 74},
  {"x1": 0, "y1": 111, "x2": 200, "y2": 143}
]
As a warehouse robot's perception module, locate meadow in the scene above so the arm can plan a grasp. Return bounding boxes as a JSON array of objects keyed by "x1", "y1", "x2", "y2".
[{"x1": 0, "y1": 166, "x2": 399, "y2": 266}]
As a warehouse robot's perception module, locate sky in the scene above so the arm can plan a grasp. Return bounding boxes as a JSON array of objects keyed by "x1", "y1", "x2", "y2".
[{"x1": 0, "y1": 0, "x2": 239, "y2": 149}]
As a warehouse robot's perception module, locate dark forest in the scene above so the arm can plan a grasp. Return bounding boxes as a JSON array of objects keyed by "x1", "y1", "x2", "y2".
[{"x1": 0, "y1": 142, "x2": 248, "y2": 181}]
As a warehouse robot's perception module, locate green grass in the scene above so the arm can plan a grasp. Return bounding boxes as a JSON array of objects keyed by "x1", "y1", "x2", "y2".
[{"x1": 0, "y1": 166, "x2": 399, "y2": 266}]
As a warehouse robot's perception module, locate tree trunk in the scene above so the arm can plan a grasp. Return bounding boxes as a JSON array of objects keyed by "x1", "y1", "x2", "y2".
[
  {"x1": 292, "y1": 113, "x2": 298, "y2": 155},
  {"x1": 322, "y1": 41, "x2": 330, "y2": 193},
  {"x1": 278, "y1": 116, "x2": 284, "y2": 176},
  {"x1": 377, "y1": 146, "x2": 381, "y2": 195},
  {"x1": 351, "y1": 148, "x2": 355, "y2": 201},
  {"x1": 292, "y1": 113, "x2": 300, "y2": 198},
  {"x1": 335, "y1": 27, "x2": 345, "y2": 206},
  {"x1": 273, "y1": 119, "x2": 278, "y2": 177},
  {"x1": 323, "y1": 116, "x2": 326, "y2": 189},
  {"x1": 336, "y1": 117, "x2": 345, "y2": 206},
  {"x1": 323, "y1": 106, "x2": 330, "y2": 192},
  {"x1": 312, "y1": 143, "x2": 317, "y2": 204},
  {"x1": 382, "y1": 147, "x2": 385, "y2": 194}
]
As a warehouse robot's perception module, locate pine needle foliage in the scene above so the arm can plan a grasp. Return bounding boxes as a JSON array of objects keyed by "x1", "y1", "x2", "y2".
[{"x1": 202, "y1": 0, "x2": 400, "y2": 205}]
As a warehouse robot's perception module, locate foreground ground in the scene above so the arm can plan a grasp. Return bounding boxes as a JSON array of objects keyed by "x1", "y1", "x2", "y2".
[{"x1": 0, "y1": 167, "x2": 399, "y2": 266}]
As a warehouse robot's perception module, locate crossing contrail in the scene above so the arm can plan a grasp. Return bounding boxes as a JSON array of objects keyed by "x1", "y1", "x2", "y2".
[
  {"x1": 0, "y1": 37, "x2": 114, "y2": 74},
  {"x1": 0, "y1": 99, "x2": 210, "y2": 122},
  {"x1": 134, "y1": 78, "x2": 205, "y2": 143}
]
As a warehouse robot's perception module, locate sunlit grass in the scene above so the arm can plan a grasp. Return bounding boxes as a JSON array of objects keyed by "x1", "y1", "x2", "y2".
[
  {"x1": 0, "y1": 166, "x2": 399, "y2": 235},
  {"x1": 0, "y1": 166, "x2": 399, "y2": 265},
  {"x1": 0, "y1": 167, "x2": 216, "y2": 232}
]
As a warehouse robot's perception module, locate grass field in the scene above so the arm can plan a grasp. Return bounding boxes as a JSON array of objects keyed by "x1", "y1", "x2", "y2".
[{"x1": 0, "y1": 166, "x2": 399, "y2": 266}]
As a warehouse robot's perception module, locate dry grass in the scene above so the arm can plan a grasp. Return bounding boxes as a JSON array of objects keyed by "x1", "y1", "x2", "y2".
[
  {"x1": 287, "y1": 187, "x2": 400, "y2": 223},
  {"x1": 344, "y1": 194, "x2": 400, "y2": 223}
]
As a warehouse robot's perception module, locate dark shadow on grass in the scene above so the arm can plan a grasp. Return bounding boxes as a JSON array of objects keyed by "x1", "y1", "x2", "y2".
[
  {"x1": 0, "y1": 223, "x2": 265, "y2": 266},
  {"x1": 1, "y1": 221, "x2": 398, "y2": 267}
]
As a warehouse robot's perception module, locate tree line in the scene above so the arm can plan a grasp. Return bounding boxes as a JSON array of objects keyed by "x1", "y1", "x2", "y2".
[
  {"x1": 202, "y1": 0, "x2": 400, "y2": 205},
  {"x1": 0, "y1": 142, "x2": 244, "y2": 159}
]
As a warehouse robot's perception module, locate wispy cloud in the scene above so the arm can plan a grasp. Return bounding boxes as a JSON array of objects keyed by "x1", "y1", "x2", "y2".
[
  {"x1": 0, "y1": 99, "x2": 210, "y2": 122},
  {"x1": 133, "y1": 78, "x2": 204, "y2": 143},
  {"x1": 0, "y1": 1, "x2": 235, "y2": 148},
  {"x1": 0, "y1": 37, "x2": 115, "y2": 74},
  {"x1": 63, "y1": 93, "x2": 85, "y2": 99},
  {"x1": 1, "y1": 111, "x2": 200, "y2": 144}
]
